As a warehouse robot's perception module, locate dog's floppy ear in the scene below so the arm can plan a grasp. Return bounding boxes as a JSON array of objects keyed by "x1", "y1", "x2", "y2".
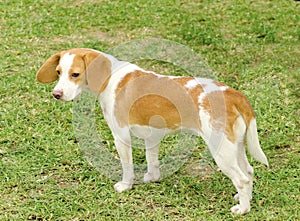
[
  {"x1": 36, "y1": 53, "x2": 60, "y2": 83},
  {"x1": 84, "y1": 52, "x2": 111, "y2": 94}
]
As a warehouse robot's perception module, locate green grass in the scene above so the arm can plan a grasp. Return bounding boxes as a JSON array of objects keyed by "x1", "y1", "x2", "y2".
[{"x1": 1, "y1": 0, "x2": 299, "y2": 220}]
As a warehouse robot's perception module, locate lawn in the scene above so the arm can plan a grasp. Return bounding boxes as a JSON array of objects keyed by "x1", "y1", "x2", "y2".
[{"x1": 1, "y1": 0, "x2": 299, "y2": 220}]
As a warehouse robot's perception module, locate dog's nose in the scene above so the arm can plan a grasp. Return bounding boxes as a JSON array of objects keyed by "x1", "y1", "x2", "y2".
[{"x1": 52, "y1": 90, "x2": 63, "y2": 99}]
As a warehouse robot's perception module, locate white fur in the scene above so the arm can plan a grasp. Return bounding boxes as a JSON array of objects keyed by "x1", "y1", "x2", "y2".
[
  {"x1": 247, "y1": 119, "x2": 269, "y2": 166},
  {"x1": 184, "y1": 79, "x2": 198, "y2": 89}
]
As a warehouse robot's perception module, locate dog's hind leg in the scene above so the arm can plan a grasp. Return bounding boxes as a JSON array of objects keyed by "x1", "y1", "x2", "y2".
[
  {"x1": 209, "y1": 135, "x2": 252, "y2": 215},
  {"x1": 233, "y1": 115, "x2": 254, "y2": 203},
  {"x1": 234, "y1": 141, "x2": 254, "y2": 203}
]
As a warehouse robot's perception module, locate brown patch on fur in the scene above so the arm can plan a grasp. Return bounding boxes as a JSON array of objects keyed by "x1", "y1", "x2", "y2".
[
  {"x1": 129, "y1": 94, "x2": 181, "y2": 129},
  {"x1": 172, "y1": 78, "x2": 205, "y2": 115},
  {"x1": 115, "y1": 71, "x2": 148, "y2": 94},
  {"x1": 172, "y1": 77, "x2": 191, "y2": 86},
  {"x1": 201, "y1": 87, "x2": 255, "y2": 142},
  {"x1": 224, "y1": 88, "x2": 255, "y2": 127},
  {"x1": 68, "y1": 54, "x2": 86, "y2": 86},
  {"x1": 114, "y1": 71, "x2": 201, "y2": 131},
  {"x1": 83, "y1": 51, "x2": 111, "y2": 93},
  {"x1": 36, "y1": 53, "x2": 61, "y2": 83},
  {"x1": 68, "y1": 48, "x2": 94, "y2": 56}
]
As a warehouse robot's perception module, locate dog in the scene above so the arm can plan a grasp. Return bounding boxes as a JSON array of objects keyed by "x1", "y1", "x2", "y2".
[{"x1": 36, "y1": 48, "x2": 268, "y2": 215}]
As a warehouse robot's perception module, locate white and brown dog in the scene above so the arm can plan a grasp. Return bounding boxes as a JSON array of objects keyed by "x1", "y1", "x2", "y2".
[{"x1": 37, "y1": 48, "x2": 268, "y2": 214}]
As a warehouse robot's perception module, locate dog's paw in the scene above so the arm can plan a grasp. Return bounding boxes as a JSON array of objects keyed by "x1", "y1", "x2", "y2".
[
  {"x1": 230, "y1": 204, "x2": 250, "y2": 215},
  {"x1": 144, "y1": 171, "x2": 160, "y2": 183},
  {"x1": 114, "y1": 181, "x2": 133, "y2": 193}
]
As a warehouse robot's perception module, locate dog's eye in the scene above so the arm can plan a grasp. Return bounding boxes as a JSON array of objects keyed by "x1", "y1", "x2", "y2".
[
  {"x1": 56, "y1": 70, "x2": 61, "y2": 76},
  {"x1": 71, "y1": 73, "x2": 80, "y2": 78}
]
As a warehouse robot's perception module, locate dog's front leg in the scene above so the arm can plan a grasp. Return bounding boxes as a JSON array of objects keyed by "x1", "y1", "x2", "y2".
[
  {"x1": 144, "y1": 138, "x2": 160, "y2": 183},
  {"x1": 113, "y1": 138, "x2": 135, "y2": 192}
]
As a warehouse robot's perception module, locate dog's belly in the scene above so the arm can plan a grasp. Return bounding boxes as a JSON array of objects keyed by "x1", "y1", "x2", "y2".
[
  {"x1": 129, "y1": 124, "x2": 175, "y2": 140},
  {"x1": 129, "y1": 124, "x2": 201, "y2": 141}
]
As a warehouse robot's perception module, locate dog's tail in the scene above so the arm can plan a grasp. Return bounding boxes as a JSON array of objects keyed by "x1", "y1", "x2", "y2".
[{"x1": 246, "y1": 118, "x2": 269, "y2": 167}]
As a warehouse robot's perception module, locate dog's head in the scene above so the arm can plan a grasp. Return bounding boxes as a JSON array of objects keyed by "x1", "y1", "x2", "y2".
[{"x1": 36, "y1": 48, "x2": 111, "y2": 101}]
